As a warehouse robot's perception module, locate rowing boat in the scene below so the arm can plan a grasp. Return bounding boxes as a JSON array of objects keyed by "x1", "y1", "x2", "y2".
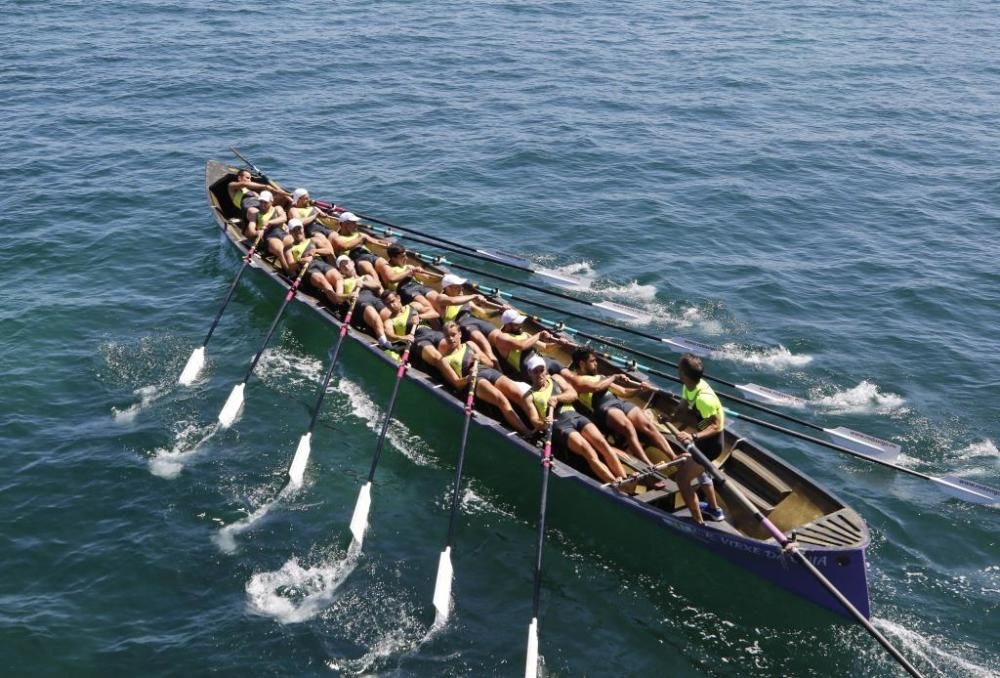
[{"x1": 205, "y1": 159, "x2": 872, "y2": 619}]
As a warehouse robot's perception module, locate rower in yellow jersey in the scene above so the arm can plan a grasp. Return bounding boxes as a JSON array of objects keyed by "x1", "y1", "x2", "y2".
[
  {"x1": 376, "y1": 243, "x2": 438, "y2": 308},
  {"x1": 228, "y1": 169, "x2": 284, "y2": 231},
  {"x1": 328, "y1": 211, "x2": 389, "y2": 278},
  {"x1": 432, "y1": 273, "x2": 500, "y2": 364},
  {"x1": 286, "y1": 187, "x2": 334, "y2": 252},
  {"x1": 282, "y1": 220, "x2": 340, "y2": 293},
  {"x1": 329, "y1": 255, "x2": 392, "y2": 345},
  {"x1": 491, "y1": 309, "x2": 564, "y2": 380},
  {"x1": 380, "y1": 290, "x2": 443, "y2": 367}
]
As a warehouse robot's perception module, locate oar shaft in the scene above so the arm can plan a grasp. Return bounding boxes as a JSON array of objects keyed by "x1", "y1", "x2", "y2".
[
  {"x1": 666, "y1": 422, "x2": 923, "y2": 678},
  {"x1": 531, "y1": 423, "x2": 555, "y2": 619},
  {"x1": 445, "y1": 361, "x2": 479, "y2": 548},
  {"x1": 201, "y1": 233, "x2": 267, "y2": 348},
  {"x1": 365, "y1": 340, "x2": 413, "y2": 482},
  {"x1": 376, "y1": 224, "x2": 537, "y2": 276},
  {"x1": 240, "y1": 263, "x2": 311, "y2": 383},
  {"x1": 306, "y1": 300, "x2": 357, "y2": 434}
]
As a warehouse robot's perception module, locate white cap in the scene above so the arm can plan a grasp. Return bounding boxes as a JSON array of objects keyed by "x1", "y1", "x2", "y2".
[
  {"x1": 288, "y1": 218, "x2": 303, "y2": 231},
  {"x1": 524, "y1": 355, "x2": 546, "y2": 373},
  {"x1": 258, "y1": 190, "x2": 273, "y2": 203},
  {"x1": 338, "y1": 211, "x2": 360, "y2": 223},
  {"x1": 336, "y1": 255, "x2": 352, "y2": 266},
  {"x1": 291, "y1": 188, "x2": 309, "y2": 202},
  {"x1": 441, "y1": 273, "x2": 466, "y2": 288},
  {"x1": 501, "y1": 309, "x2": 526, "y2": 325}
]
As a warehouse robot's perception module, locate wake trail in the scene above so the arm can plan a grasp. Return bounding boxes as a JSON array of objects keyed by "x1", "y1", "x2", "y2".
[
  {"x1": 148, "y1": 422, "x2": 221, "y2": 479},
  {"x1": 215, "y1": 483, "x2": 297, "y2": 553},
  {"x1": 112, "y1": 384, "x2": 165, "y2": 423}
]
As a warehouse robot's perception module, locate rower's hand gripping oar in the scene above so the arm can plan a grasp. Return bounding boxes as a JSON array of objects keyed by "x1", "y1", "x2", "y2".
[
  {"x1": 288, "y1": 294, "x2": 360, "y2": 488},
  {"x1": 348, "y1": 332, "x2": 416, "y2": 550},
  {"x1": 311, "y1": 199, "x2": 585, "y2": 290},
  {"x1": 432, "y1": 358, "x2": 480, "y2": 625},
  {"x1": 661, "y1": 421, "x2": 925, "y2": 678},
  {"x1": 179, "y1": 228, "x2": 268, "y2": 386},
  {"x1": 525, "y1": 407, "x2": 555, "y2": 678},
  {"x1": 217, "y1": 261, "x2": 312, "y2": 428}
]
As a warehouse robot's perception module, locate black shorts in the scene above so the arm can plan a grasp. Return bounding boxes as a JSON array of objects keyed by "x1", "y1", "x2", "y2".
[
  {"x1": 593, "y1": 396, "x2": 635, "y2": 428},
  {"x1": 264, "y1": 226, "x2": 288, "y2": 243},
  {"x1": 241, "y1": 197, "x2": 260, "y2": 220},
  {"x1": 308, "y1": 259, "x2": 334, "y2": 277},
  {"x1": 553, "y1": 410, "x2": 591, "y2": 450},
  {"x1": 457, "y1": 315, "x2": 495, "y2": 337},
  {"x1": 349, "y1": 249, "x2": 380, "y2": 267},
  {"x1": 355, "y1": 289, "x2": 385, "y2": 313},
  {"x1": 306, "y1": 222, "x2": 333, "y2": 239},
  {"x1": 414, "y1": 326, "x2": 443, "y2": 349},
  {"x1": 399, "y1": 281, "x2": 433, "y2": 304},
  {"x1": 476, "y1": 367, "x2": 503, "y2": 385}
]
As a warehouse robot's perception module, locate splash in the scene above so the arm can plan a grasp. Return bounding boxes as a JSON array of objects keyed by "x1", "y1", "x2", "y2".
[
  {"x1": 873, "y1": 617, "x2": 997, "y2": 678},
  {"x1": 245, "y1": 544, "x2": 361, "y2": 624},
  {"x1": 541, "y1": 259, "x2": 596, "y2": 291},
  {"x1": 716, "y1": 343, "x2": 813, "y2": 370},
  {"x1": 326, "y1": 611, "x2": 449, "y2": 676},
  {"x1": 338, "y1": 377, "x2": 433, "y2": 467},
  {"x1": 112, "y1": 384, "x2": 163, "y2": 423},
  {"x1": 950, "y1": 439, "x2": 998, "y2": 464},
  {"x1": 256, "y1": 347, "x2": 325, "y2": 394},
  {"x1": 148, "y1": 421, "x2": 220, "y2": 479},
  {"x1": 810, "y1": 381, "x2": 906, "y2": 415},
  {"x1": 215, "y1": 484, "x2": 296, "y2": 554}
]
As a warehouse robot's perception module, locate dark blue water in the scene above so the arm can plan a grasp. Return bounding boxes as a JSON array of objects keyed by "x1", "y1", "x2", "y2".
[{"x1": 1, "y1": 1, "x2": 997, "y2": 675}]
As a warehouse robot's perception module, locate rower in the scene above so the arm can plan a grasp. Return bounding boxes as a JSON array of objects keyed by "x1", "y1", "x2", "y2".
[
  {"x1": 435, "y1": 322, "x2": 531, "y2": 436},
  {"x1": 491, "y1": 309, "x2": 563, "y2": 380},
  {"x1": 249, "y1": 191, "x2": 292, "y2": 270},
  {"x1": 245, "y1": 189, "x2": 289, "y2": 240},
  {"x1": 228, "y1": 169, "x2": 278, "y2": 229},
  {"x1": 283, "y1": 219, "x2": 338, "y2": 292},
  {"x1": 329, "y1": 211, "x2": 388, "y2": 278},
  {"x1": 671, "y1": 353, "x2": 726, "y2": 524},
  {"x1": 376, "y1": 243, "x2": 437, "y2": 308},
  {"x1": 432, "y1": 273, "x2": 500, "y2": 364},
  {"x1": 561, "y1": 348, "x2": 680, "y2": 468},
  {"x1": 287, "y1": 188, "x2": 334, "y2": 252},
  {"x1": 522, "y1": 355, "x2": 628, "y2": 484},
  {"x1": 380, "y1": 290, "x2": 442, "y2": 367},
  {"x1": 330, "y1": 255, "x2": 392, "y2": 345}
]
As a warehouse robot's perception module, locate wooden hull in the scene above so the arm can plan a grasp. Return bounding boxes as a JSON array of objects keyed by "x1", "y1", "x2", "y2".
[{"x1": 205, "y1": 160, "x2": 871, "y2": 619}]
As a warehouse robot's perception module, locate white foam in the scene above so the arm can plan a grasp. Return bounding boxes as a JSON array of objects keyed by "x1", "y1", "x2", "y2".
[
  {"x1": 873, "y1": 617, "x2": 997, "y2": 678},
  {"x1": 951, "y1": 439, "x2": 998, "y2": 463},
  {"x1": 338, "y1": 377, "x2": 433, "y2": 467},
  {"x1": 811, "y1": 380, "x2": 906, "y2": 415},
  {"x1": 256, "y1": 347, "x2": 325, "y2": 393},
  {"x1": 458, "y1": 481, "x2": 515, "y2": 519},
  {"x1": 538, "y1": 260, "x2": 596, "y2": 291},
  {"x1": 215, "y1": 484, "x2": 296, "y2": 553},
  {"x1": 112, "y1": 384, "x2": 163, "y2": 423},
  {"x1": 246, "y1": 545, "x2": 360, "y2": 624},
  {"x1": 598, "y1": 280, "x2": 658, "y2": 303},
  {"x1": 148, "y1": 422, "x2": 220, "y2": 478},
  {"x1": 326, "y1": 611, "x2": 447, "y2": 675},
  {"x1": 717, "y1": 343, "x2": 813, "y2": 370}
]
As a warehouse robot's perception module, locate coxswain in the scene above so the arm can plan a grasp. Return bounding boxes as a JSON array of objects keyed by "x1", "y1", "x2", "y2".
[
  {"x1": 522, "y1": 355, "x2": 628, "y2": 484},
  {"x1": 561, "y1": 348, "x2": 680, "y2": 467},
  {"x1": 671, "y1": 353, "x2": 726, "y2": 523},
  {"x1": 435, "y1": 322, "x2": 531, "y2": 436},
  {"x1": 328, "y1": 211, "x2": 389, "y2": 278},
  {"x1": 330, "y1": 256, "x2": 393, "y2": 347},
  {"x1": 432, "y1": 273, "x2": 500, "y2": 364},
  {"x1": 491, "y1": 309, "x2": 563, "y2": 380},
  {"x1": 376, "y1": 243, "x2": 438, "y2": 308},
  {"x1": 287, "y1": 188, "x2": 334, "y2": 252}
]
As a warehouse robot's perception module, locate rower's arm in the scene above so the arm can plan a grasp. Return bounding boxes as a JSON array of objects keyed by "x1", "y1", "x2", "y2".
[
  {"x1": 413, "y1": 301, "x2": 440, "y2": 323},
  {"x1": 467, "y1": 342, "x2": 495, "y2": 369},
  {"x1": 360, "y1": 274, "x2": 383, "y2": 292},
  {"x1": 436, "y1": 353, "x2": 465, "y2": 390},
  {"x1": 521, "y1": 393, "x2": 545, "y2": 430},
  {"x1": 551, "y1": 374, "x2": 578, "y2": 404},
  {"x1": 496, "y1": 330, "x2": 543, "y2": 353}
]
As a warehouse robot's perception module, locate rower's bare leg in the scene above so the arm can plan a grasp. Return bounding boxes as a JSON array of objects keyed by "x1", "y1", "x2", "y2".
[
  {"x1": 362, "y1": 307, "x2": 386, "y2": 338},
  {"x1": 267, "y1": 238, "x2": 287, "y2": 271},
  {"x1": 310, "y1": 272, "x2": 334, "y2": 297},
  {"x1": 477, "y1": 381, "x2": 530, "y2": 436},
  {"x1": 676, "y1": 460, "x2": 705, "y2": 523},
  {"x1": 356, "y1": 260, "x2": 377, "y2": 278},
  {"x1": 469, "y1": 329, "x2": 498, "y2": 363},
  {"x1": 421, "y1": 345, "x2": 442, "y2": 367},
  {"x1": 582, "y1": 423, "x2": 627, "y2": 479},
  {"x1": 628, "y1": 409, "x2": 677, "y2": 460},
  {"x1": 606, "y1": 409, "x2": 651, "y2": 465},
  {"x1": 566, "y1": 433, "x2": 616, "y2": 484},
  {"x1": 245, "y1": 207, "x2": 260, "y2": 233},
  {"x1": 498, "y1": 376, "x2": 535, "y2": 424}
]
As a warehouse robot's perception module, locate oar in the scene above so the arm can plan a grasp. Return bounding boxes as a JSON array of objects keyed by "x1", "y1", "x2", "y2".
[
  {"x1": 217, "y1": 262, "x2": 312, "y2": 428},
  {"x1": 348, "y1": 336, "x2": 415, "y2": 550},
  {"x1": 288, "y1": 295, "x2": 359, "y2": 488},
  {"x1": 525, "y1": 411, "x2": 555, "y2": 678},
  {"x1": 722, "y1": 408, "x2": 1000, "y2": 506},
  {"x1": 312, "y1": 199, "x2": 584, "y2": 289},
  {"x1": 178, "y1": 229, "x2": 268, "y2": 386},
  {"x1": 432, "y1": 359, "x2": 480, "y2": 625},
  {"x1": 230, "y1": 146, "x2": 267, "y2": 181},
  {"x1": 523, "y1": 313, "x2": 900, "y2": 461},
  {"x1": 388, "y1": 245, "x2": 647, "y2": 323},
  {"x1": 661, "y1": 422, "x2": 925, "y2": 678}
]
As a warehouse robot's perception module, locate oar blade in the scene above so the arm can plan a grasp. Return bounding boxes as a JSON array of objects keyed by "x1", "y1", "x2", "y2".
[
  {"x1": 824, "y1": 426, "x2": 900, "y2": 460},
  {"x1": 533, "y1": 268, "x2": 586, "y2": 290},
  {"x1": 474, "y1": 248, "x2": 532, "y2": 269},
  {"x1": 218, "y1": 382, "x2": 246, "y2": 428},
  {"x1": 591, "y1": 300, "x2": 649, "y2": 322},
  {"x1": 525, "y1": 618, "x2": 539, "y2": 678},
  {"x1": 288, "y1": 432, "x2": 311, "y2": 488},
  {"x1": 736, "y1": 383, "x2": 808, "y2": 408},
  {"x1": 432, "y1": 546, "x2": 454, "y2": 625},
  {"x1": 661, "y1": 336, "x2": 719, "y2": 357},
  {"x1": 934, "y1": 476, "x2": 1000, "y2": 505},
  {"x1": 349, "y1": 482, "x2": 373, "y2": 548},
  {"x1": 178, "y1": 346, "x2": 206, "y2": 386}
]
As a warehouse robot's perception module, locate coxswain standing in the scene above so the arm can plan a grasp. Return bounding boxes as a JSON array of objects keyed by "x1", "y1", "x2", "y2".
[{"x1": 671, "y1": 353, "x2": 726, "y2": 523}]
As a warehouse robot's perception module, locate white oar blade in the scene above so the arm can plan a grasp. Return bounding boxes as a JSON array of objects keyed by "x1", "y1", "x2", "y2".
[
  {"x1": 474, "y1": 248, "x2": 532, "y2": 269},
  {"x1": 534, "y1": 268, "x2": 585, "y2": 290},
  {"x1": 349, "y1": 482, "x2": 372, "y2": 548},
  {"x1": 736, "y1": 383, "x2": 808, "y2": 408},
  {"x1": 661, "y1": 336, "x2": 719, "y2": 357},
  {"x1": 823, "y1": 426, "x2": 900, "y2": 460},
  {"x1": 288, "y1": 432, "x2": 312, "y2": 488},
  {"x1": 934, "y1": 476, "x2": 1000, "y2": 505},
  {"x1": 178, "y1": 346, "x2": 206, "y2": 386},
  {"x1": 525, "y1": 618, "x2": 539, "y2": 678},
  {"x1": 217, "y1": 382, "x2": 246, "y2": 428},
  {"x1": 432, "y1": 547, "x2": 454, "y2": 624},
  {"x1": 591, "y1": 300, "x2": 648, "y2": 322}
]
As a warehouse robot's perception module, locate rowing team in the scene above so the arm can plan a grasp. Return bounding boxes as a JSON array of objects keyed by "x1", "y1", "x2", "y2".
[{"x1": 228, "y1": 173, "x2": 727, "y2": 524}]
